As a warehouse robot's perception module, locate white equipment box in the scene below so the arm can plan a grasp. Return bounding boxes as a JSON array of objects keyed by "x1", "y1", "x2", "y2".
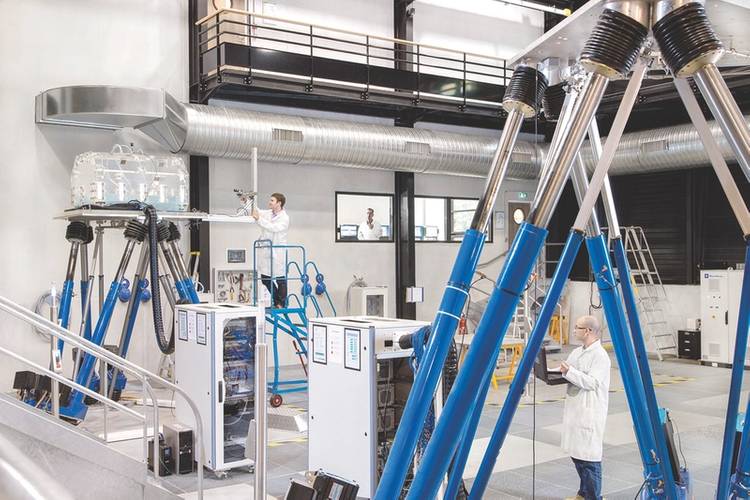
[
  {"x1": 700, "y1": 269, "x2": 749, "y2": 366},
  {"x1": 308, "y1": 316, "x2": 430, "y2": 498},
  {"x1": 350, "y1": 286, "x2": 389, "y2": 317},
  {"x1": 174, "y1": 303, "x2": 264, "y2": 472}
]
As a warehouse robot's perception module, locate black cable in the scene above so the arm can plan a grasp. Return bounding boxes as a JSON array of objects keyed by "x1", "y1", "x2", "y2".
[
  {"x1": 633, "y1": 478, "x2": 648, "y2": 499},
  {"x1": 671, "y1": 417, "x2": 688, "y2": 471},
  {"x1": 589, "y1": 275, "x2": 603, "y2": 313},
  {"x1": 143, "y1": 205, "x2": 174, "y2": 354}
]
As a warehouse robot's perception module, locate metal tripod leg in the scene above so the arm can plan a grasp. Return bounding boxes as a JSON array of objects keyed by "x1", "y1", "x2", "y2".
[
  {"x1": 73, "y1": 230, "x2": 103, "y2": 378},
  {"x1": 57, "y1": 240, "x2": 81, "y2": 351},
  {"x1": 169, "y1": 238, "x2": 200, "y2": 303},
  {"x1": 79, "y1": 239, "x2": 92, "y2": 341},
  {"x1": 587, "y1": 116, "x2": 680, "y2": 498},
  {"x1": 376, "y1": 105, "x2": 530, "y2": 498},
  {"x1": 672, "y1": 76, "x2": 750, "y2": 499},
  {"x1": 692, "y1": 64, "x2": 750, "y2": 183},
  {"x1": 444, "y1": 89, "x2": 592, "y2": 498},
  {"x1": 587, "y1": 234, "x2": 669, "y2": 498},
  {"x1": 108, "y1": 243, "x2": 151, "y2": 399},
  {"x1": 407, "y1": 65, "x2": 613, "y2": 500},
  {"x1": 469, "y1": 229, "x2": 585, "y2": 499}
]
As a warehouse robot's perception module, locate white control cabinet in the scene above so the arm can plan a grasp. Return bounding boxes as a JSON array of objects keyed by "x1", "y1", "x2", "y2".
[
  {"x1": 700, "y1": 270, "x2": 748, "y2": 366},
  {"x1": 174, "y1": 303, "x2": 264, "y2": 472},
  {"x1": 308, "y1": 316, "x2": 429, "y2": 498},
  {"x1": 350, "y1": 286, "x2": 389, "y2": 317}
]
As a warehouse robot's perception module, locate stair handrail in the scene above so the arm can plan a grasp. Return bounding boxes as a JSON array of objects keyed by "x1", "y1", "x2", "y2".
[{"x1": 0, "y1": 295, "x2": 205, "y2": 500}]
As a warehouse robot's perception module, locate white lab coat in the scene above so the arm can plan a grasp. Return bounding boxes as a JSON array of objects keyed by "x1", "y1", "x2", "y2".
[
  {"x1": 561, "y1": 339, "x2": 611, "y2": 462},
  {"x1": 358, "y1": 219, "x2": 382, "y2": 240},
  {"x1": 252, "y1": 209, "x2": 290, "y2": 277}
]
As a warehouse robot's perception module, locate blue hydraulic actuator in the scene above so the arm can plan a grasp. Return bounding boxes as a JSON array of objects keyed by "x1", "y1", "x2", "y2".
[
  {"x1": 612, "y1": 236, "x2": 684, "y2": 497},
  {"x1": 105, "y1": 220, "x2": 177, "y2": 398},
  {"x1": 405, "y1": 7, "x2": 650, "y2": 497},
  {"x1": 444, "y1": 74, "x2": 594, "y2": 499},
  {"x1": 465, "y1": 154, "x2": 598, "y2": 498},
  {"x1": 374, "y1": 64, "x2": 548, "y2": 500},
  {"x1": 467, "y1": 229, "x2": 584, "y2": 498},
  {"x1": 60, "y1": 219, "x2": 148, "y2": 421},
  {"x1": 588, "y1": 234, "x2": 673, "y2": 497},
  {"x1": 159, "y1": 221, "x2": 200, "y2": 304},
  {"x1": 726, "y1": 241, "x2": 750, "y2": 498},
  {"x1": 650, "y1": 1, "x2": 750, "y2": 498},
  {"x1": 57, "y1": 221, "x2": 93, "y2": 352}
]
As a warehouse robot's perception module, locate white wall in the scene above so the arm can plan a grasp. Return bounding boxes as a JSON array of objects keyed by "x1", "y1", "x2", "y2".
[
  {"x1": 563, "y1": 281, "x2": 700, "y2": 351},
  {"x1": 0, "y1": 0, "x2": 187, "y2": 391}
]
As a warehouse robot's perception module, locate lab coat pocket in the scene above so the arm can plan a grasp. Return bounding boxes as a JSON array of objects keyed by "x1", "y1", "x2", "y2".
[{"x1": 579, "y1": 397, "x2": 597, "y2": 431}]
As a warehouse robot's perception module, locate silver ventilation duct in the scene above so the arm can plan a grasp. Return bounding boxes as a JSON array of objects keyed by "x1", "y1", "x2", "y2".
[
  {"x1": 35, "y1": 86, "x2": 749, "y2": 179},
  {"x1": 147, "y1": 99, "x2": 543, "y2": 179}
]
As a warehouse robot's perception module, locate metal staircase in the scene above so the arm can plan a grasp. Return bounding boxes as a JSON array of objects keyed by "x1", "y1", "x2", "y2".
[
  {"x1": 0, "y1": 295, "x2": 206, "y2": 499},
  {"x1": 620, "y1": 226, "x2": 678, "y2": 360}
]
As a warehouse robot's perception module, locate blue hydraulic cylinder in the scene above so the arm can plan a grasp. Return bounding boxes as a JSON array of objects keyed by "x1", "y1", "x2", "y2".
[
  {"x1": 80, "y1": 280, "x2": 93, "y2": 341},
  {"x1": 119, "y1": 280, "x2": 146, "y2": 359},
  {"x1": 175, "y1": 277, "x2": 200, "y2": 304},
  {"x1": 726, "y1": 241, "x2": 750, "y2": 498},
  {"x1": 587, "y1": 235, "x2": 666, "y2": 497},
  {"x1": 375, "y1": 229, "x2": 486, "y2": 500},
  {"x1": 468, "y1": 229, "x2": 585, "y2": 499},
  {"x1": 444, "y1": 346, "x2": 495, "y2": 500},
  {"x1": 185, "y1": 278, "x2": 200, "y2": 303},
  {"x1": 613, "y1": 237, "x2": 680, "y2": 498},
  {"x1": 405, "y1": 222, "x2": 547, "y2": 500},
  {"x1": 61, "y1": 279, "x2": 123, "y2": 420},
  {"x1": 56, "y1": 279, "x2": 76, "y2": 352}
]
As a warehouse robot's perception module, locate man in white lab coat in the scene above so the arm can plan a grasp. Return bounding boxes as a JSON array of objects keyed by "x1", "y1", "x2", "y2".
[
  {"x1": 561, "y1": 315, "x2": 611, "y2": 500},
  {"x1": 357, "y1": 208, "x2": 382, "y2": 240},
  {"x1": 251, "y1": 193, "x2": 290, "y2": 308}
]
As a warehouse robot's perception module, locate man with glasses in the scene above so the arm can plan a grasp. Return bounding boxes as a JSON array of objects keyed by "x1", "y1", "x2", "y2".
[{"x1": 561, "y1": 315, "x2": 611, "y2": 500}]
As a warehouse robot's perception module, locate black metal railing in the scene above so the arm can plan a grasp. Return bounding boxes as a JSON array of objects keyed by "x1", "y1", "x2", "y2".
[{"x1": 195, "y1": 8, "x2": 510, "y2": 106}]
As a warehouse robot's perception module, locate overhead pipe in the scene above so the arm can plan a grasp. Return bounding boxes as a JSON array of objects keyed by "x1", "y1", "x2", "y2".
[{"x1": 36, "y1": 85, "x2": 750, "y2": 179}]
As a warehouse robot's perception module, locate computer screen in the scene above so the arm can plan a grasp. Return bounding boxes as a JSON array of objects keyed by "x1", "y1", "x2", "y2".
[{"x1": 340, "y1": 224, "x2": 358, "y2": 238}]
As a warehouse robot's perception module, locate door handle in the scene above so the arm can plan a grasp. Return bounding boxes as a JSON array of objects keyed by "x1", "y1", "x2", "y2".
[
  {"x1": 726, "y1": 311, "x2": 729, "y2": 325},
  {"x1": 218, "y1": 380, "x2": 225, "y2": 404}
]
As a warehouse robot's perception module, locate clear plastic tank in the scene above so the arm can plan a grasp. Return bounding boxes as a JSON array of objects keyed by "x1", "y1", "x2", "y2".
[{"x1": 71, "y1": 145, "x2": 189, "y2": 211}]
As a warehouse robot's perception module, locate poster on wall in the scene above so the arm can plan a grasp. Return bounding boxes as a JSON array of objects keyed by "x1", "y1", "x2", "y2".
[
  {"x1": 312, "y1": 324, "x2": 327, "y2": 364},
  {"x1": 344, "y1": 328, "x2": 361, "y2": 371}
]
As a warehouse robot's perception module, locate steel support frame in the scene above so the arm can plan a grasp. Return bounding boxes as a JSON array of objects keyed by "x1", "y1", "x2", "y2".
[{"x1": 189, "y1": 155, "x2": 211, "y2": 292}]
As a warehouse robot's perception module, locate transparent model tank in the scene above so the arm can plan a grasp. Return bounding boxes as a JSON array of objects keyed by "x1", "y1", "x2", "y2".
[{"x1": 71, "y1": 145, "x2": 189, "y2": 211}]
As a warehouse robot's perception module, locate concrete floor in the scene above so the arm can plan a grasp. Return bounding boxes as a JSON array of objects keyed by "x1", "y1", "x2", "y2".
[{"x1": 81, "y1": 351, "x2": 744, "y2": 499}]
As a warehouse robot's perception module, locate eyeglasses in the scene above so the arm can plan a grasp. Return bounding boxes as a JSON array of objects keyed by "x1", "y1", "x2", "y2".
[{"x1": 574, "y1": 325, "x2": 589, "y2": 331}]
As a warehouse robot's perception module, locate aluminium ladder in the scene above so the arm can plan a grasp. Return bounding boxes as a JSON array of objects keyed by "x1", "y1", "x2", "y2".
[{"x1": 620, "y1": 226, "x2": 677, "y2": 360}]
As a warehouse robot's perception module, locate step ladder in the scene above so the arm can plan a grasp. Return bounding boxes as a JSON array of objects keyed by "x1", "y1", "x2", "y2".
[{"x1": 620, "y1": 226, "x2": 677, "y2": 360}]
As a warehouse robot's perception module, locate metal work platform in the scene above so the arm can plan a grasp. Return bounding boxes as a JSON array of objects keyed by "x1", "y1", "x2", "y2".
[
  {"x1": 57, "y1": 208, "x2": 256, "y2": 224},
  {"x1": 192, "y1": 8, "x2": 516, "y2": 129}
]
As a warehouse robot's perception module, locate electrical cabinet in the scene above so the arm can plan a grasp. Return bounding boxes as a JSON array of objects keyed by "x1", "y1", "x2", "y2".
[
  {"x1": 349, "y1": 286, "x2": 389, "y2": 317},
  {"x1": 307, "y1": 316, "x2": 430, "y2": 498},
  {"x1": 174, "y1": 303, "x2": 263, "y2": 472},
  {"x1": 700, "y1": 270, "x2": 748, "y2": 366}
]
